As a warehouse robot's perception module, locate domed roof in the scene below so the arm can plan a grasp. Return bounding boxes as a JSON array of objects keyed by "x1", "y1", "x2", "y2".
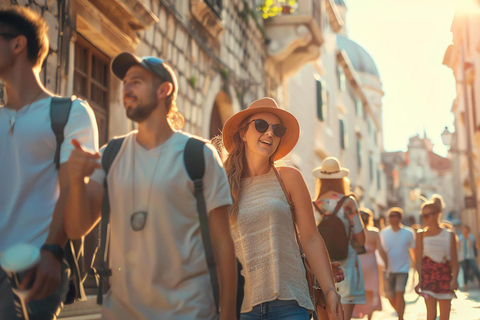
[
  {"x1": 336, "y1": 35, "x2": 380, "y2": 78},
  {"x1": 334, "y1": 0, "x2": 346, "y2": 7}
]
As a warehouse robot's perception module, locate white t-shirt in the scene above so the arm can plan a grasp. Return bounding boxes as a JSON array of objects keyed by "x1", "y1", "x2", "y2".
[
  {"x1": 0, "y1": 97, "x2": 98, "y2": 252},
  {"x1": 380, "y1": 225, "x2": 415, "y2": 273},
  {"x1": 90, "y1": 131, "x2": 232, "y2": 320}
]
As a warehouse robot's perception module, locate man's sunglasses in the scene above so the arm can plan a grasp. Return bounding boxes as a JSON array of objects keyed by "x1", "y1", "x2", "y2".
[
  {"x1": 388, "y1": 213, "x2": 400, "y2": 218},
  {"x1": 246, "y1": 119, "x2": 287, "y2": 138},
  {"x1": 421, "y1": 211, "x2": 436, "y2": 219},
  {"x1": 0, "y1": 33, "x2": 19, "y2": 39},
  {"x1": 142, "y1": 57, "x2": 173, "y2": 83}
]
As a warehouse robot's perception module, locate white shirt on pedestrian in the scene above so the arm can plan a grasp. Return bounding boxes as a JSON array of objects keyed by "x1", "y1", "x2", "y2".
[
  {"x1": 90, "y1": 131, "x2": 232, "y2": 320},
  {"x1": 380, "y1": 225, "x2": 415, "y2": 273},
  {"x1": 0, "y1": 97, "x2": 98, "y2": 252}
]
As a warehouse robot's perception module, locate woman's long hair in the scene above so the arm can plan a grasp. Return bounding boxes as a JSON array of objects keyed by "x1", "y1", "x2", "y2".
[
  {"x1": 222, "y1": 117, "x2": 279, "y2": 224},
  {"x1": 314, "y1": 177, "x2": 351, "y2": 200}
]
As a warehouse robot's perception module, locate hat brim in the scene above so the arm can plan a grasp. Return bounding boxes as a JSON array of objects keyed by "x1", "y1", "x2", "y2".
[
  {"x1": 222, "y1": 107, "x2": 300, "y2": 161},
  {"x1": 111, "y1": 52, "x2": 144, "y2": 80},
  {"x1": 312, "y1": 168, "x2": 349, "y2": 179}
]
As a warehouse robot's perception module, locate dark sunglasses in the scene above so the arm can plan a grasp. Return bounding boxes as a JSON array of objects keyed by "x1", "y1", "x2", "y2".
[
  {"x1": 142, "y1": 57, "x2": 173, "y2": 83},
  {"x1": 0, "y1": 33, "x2": 19, "y2": 39},
  {"x1": 421, "y1": 211, "x2": 436, "y2": 219},
  {"x1": 247, "y1": 119, "x2": 287, "y2": 138},
  {"x1": 388, "y1": 213, "x2": 400, "y2": 218}
]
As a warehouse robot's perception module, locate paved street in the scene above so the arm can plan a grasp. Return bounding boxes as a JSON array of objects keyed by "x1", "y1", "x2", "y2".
[{"x1": 355, "y1": 288, "x2": 480, "y2": 320}]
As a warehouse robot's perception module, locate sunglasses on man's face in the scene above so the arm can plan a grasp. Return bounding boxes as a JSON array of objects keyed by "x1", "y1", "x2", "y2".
[
  {"x1": 421, "y1": 211, "x2": 436, "y2": 219},
  {"x1": 388, "y1": 213, "x2": 400, "y2": 218},
  {"x1": 247, "y1": 119, "x2": 287, "y2": 138},
  {"x1": 0, "y1": 33, "x2": 19, "y2": 40}
]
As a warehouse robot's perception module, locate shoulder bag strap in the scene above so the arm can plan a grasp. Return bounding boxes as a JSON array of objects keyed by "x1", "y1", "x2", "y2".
[
  {"x1": 50, "y1": 96, "x2": 74, "y2": 169},
  {"x1": 184, "y1": 138, "x2": 220, "y2": 314},
  {"x1": 95, "y1": 137, "x2": 124, "y2": 304},
  {"x1": 272, "y1": 167, "x2": 304, "y2": 253}
]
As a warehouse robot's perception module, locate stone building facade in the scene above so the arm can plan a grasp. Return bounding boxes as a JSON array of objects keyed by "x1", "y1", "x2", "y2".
[
  {"x1": 443, "y1": 0, "x2": 480, "y2": 235},
  {"x1": 382, "y1": 134, "x2": 457, "y2": 225},
  {"x1": 284, "y1": 0, "x2": 387, "y2": 217}
]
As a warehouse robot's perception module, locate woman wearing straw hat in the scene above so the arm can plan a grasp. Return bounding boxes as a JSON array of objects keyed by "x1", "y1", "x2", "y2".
[
  {"x1": 312, "y1": 157, "x2": 366, "y2": 320},
  {"x1": 222, "y1": 97, "x2": 343, "y2": 319}
]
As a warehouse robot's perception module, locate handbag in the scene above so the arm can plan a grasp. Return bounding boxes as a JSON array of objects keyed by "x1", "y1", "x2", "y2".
[{"x1": 272, "y1": 167, "x2": 327, "y2": 318}]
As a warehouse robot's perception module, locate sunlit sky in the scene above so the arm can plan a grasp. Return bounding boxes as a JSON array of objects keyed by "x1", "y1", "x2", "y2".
[{"x1": 344, "y1": 0, "x2": 458, "y2": 156}]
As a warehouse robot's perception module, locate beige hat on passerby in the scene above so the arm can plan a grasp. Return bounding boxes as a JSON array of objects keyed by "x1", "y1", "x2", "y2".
[{"x1": 312, "y1": 157, "x2": 350, "y2": 179}]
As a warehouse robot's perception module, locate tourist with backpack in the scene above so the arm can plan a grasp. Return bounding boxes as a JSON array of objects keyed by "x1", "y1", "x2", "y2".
[
  {"x1": 221, "y1": 97, "x2": 343, "y2": 320},
  {"x1": 64, "y1": 52, "x2": 237, "y2": 320},
  {"x1": 312, "y1": 157, "x2": 366, "y2": 320},
  {"x1": 0, "y1": 6, "x2": 98, "y2": 319}
]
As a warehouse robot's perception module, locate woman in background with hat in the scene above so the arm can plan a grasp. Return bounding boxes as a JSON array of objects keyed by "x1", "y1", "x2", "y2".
[
  {"x1": 222, "y1": 97, "x2": 343, "y2": 319},
  {"x1": 312, "y1": 157, "x2": 366, "y2": 320}
]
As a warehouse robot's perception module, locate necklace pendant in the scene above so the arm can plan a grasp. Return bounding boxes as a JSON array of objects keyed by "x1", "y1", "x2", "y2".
[{"x1": 8, "y1": 116, "x2": 16, "y2": 135}]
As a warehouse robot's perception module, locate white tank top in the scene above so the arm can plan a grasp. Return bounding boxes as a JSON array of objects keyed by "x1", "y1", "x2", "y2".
[
  {"x1": 230, "y1": 169, "x2": 313, "y2": 313},
  {"x1": 423, "y1": 228, "x2": 452, "y2": 263}
]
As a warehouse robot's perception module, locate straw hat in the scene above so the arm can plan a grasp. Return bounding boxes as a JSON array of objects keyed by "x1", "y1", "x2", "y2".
[
  {"x1": 312, "y1": 157, "x2": 350, "y2": 179},
  {"x1": 222, "y1": 97, "x2": 300, "y2": 161}
]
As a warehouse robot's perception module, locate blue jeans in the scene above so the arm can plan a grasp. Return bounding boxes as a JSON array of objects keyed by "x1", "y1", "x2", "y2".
[
  {"x1": 240, "y1": 299, "x2": 309, "y2": 320},
  {"x1": 0, "y1": 262, "x2": 69, "y2": 320},
  {"x1": 460, "y1": 259, "x2": 480, "y2": 284}
]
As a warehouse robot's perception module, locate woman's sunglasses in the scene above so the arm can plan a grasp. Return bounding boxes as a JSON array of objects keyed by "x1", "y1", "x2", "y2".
[
  {"x1": 421, "y1": 211, "x2": 437, "y2": 220},
  {"x1": 247, "y1": 119, "x2": 287, "y2": 138}
]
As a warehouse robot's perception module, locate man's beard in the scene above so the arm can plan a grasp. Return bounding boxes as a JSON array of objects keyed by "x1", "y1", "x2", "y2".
[{"x1": 125, "y1": 96, "x2": 157, "y2": 123}]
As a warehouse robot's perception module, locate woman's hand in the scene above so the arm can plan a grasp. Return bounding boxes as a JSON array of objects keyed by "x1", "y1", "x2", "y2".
[
  {"x1": 450, "y1": 278, "x2": 458, "y2": 291},
  {"x1": 326, "y1": 289, "x2": 344, "y2": 320}
]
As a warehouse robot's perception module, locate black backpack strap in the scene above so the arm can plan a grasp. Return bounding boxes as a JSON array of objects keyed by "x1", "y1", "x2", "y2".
[
  {"x1": 184, "y1": 138, "x2": 220, "y2": 314},
  {"x1": 50, "y1": 96, "x2": 74, "y2": 169},
  {"x1": 95, "y1": 137, "x2": 124, "y2": 305},
  {"x1": 50, "y1": 96, "x2": 87, "y2": 304}
]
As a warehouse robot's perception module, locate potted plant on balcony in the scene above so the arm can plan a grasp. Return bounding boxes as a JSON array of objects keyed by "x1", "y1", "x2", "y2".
[{"x1": 257, "y1": 0, "x2": 297, "y2": 19}]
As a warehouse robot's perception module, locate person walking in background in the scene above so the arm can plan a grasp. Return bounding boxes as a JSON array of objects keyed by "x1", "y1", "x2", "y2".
[
  {"x1": 221, "y1": 97, "x2": 343, "y2": 320},
  {"x1": 65, "y1": 52, "x2": 237, "y2": 319},
  {"x1": 0, "y1": 6, "x2": 98, "y2": 319},
  {"x1": 313, "y1": 157, "x2": 366, "y2": 320},
  {"x1": 380, "y1": 207, "x2": 415, "y2": 320},
  {"x1": 415, "y1": 196, "x2": 458, "y2": 320},
  {"x1": 353, "y1": 208, "x2": 388, "y2": 320},
  {"x1": 459, "y1": 225, "x2": 480, "y2": 291}
]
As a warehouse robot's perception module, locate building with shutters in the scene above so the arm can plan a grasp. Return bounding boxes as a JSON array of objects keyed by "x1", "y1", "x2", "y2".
[
  {"x1": 0, "y1": 0, "x2": 337, "y2": 317},
  {"x1": 284, "y1": 0, "x2": 387, "y2": 217}
]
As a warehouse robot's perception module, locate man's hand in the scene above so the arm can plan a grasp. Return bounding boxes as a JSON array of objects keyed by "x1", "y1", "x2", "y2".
[
  {"x1": 68, "y1": 139, "x2": 101, "y2": 183},
  {"x1": 331, "y1": 261, "x2": 345, "y2": 283},
  {"x1": 20, "y1": 250, "x2": 61, "y2": 302}
]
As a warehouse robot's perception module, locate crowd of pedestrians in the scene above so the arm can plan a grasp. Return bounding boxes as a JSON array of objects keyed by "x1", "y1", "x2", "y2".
[{"x1": 1, "y1": 6, "x2": 480, "y2": 320}]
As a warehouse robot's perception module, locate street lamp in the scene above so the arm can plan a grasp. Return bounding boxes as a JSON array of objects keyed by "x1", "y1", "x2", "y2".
[{"x1": 441, "y1": 127, "x2": 453, "y2": 148}]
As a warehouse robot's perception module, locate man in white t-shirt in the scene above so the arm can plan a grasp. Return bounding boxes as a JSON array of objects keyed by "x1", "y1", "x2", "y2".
[
  {"x1": 0, "y1": 6, "x2": 98, "y2": 319},
  {"x1": 65, "y1": 53, "x2": 237, "y2": 320},
  {"x1": 459, "y1": 225, "x2": 480, "y2": 290},
  {"x1": 380, "y1": 207, "x2": 415, "y2": 320}
]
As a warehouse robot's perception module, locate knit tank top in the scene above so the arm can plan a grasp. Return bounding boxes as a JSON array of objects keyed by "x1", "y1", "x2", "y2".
[
  {"x1": 230, "y1": 169, "x2": 313, "y2": 313},
  {"x1": 423, "y1": 228, "x2": 452, "y2": 263}
]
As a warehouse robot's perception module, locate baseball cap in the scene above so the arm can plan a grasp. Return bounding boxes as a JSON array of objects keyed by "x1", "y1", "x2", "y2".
[{"x1": 111, "y1": 52, "x2": 178, "y2": 101}]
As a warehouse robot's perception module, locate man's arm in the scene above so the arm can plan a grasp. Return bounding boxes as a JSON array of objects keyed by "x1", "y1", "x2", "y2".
[
  {"x1": 64, "y1": 139, "x2": 104, "y2": 239},
  {"x1": 375, "y1": 232, "x2": 389, "y2": 270},
  {"x1": 22, "y1": 164, "x2": 69, "y2": 301},
  {"x1": 208, "y1": 205, "x2": 237, "y2": 320}
]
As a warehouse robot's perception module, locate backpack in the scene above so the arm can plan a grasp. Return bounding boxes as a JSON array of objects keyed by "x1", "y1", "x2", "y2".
[
  {"x1": 92, "y1": 136, "x2": 245, "y2": 318},
  {"x1": 314, "y1": 195, "x2": 353, "y2": 261},
  {"x1": 50, "y1": 96, "x2": 87, "y2": 304}
]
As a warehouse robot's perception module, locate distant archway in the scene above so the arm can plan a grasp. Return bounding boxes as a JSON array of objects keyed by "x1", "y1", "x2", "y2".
[{"x1": 209, "y1": 90, "x2": 235, "y2": 139}]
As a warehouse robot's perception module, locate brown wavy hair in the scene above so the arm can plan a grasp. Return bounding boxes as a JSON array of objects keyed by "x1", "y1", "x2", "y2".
[
  {"x1": 223, "y1": 116, "x2": 279, "y2": 224},
  {"x1": 314, "y1": 177, "x2": 351, "y2": 200}
]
